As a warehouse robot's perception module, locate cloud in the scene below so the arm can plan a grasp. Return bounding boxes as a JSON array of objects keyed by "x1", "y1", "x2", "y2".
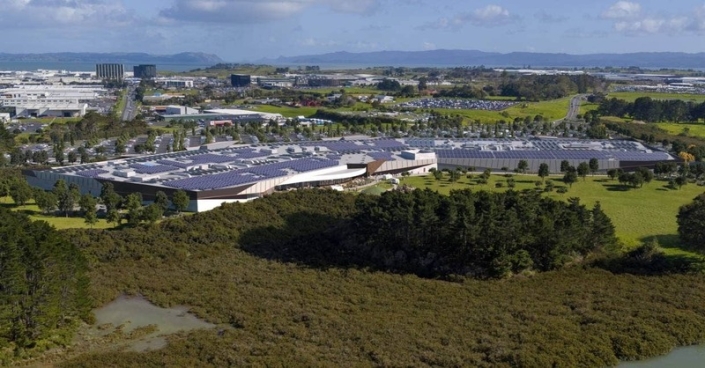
[
  {"x1": 534, "y1": 11, "x2": 567, "y2": 24},
  {"x1": 417, "y1": 4, "x2": 515, "y2": 30},
  {"x1": 298, "y1": 37, "x2": 340, "y2": 47},
  {"x1": 0, "y1": 0, "x2": 136, "y2": 28},
  {"x1": 689, "y1": 4, "x2": 705, "y2": 32},
  {"x1": 600, "y1": 1, "x2": 705, "y2": 35},
  {"x1": 160, "y1": 0, "x2": 381, "y2": 23},
  {"x1": 466, "y1": 5, "x2": 513, "y2": 27},
  {"x1": 422, "y1": 42, "x2": 436, "y2": 50},
  {"x1": 601, "y1": 1, "x2": 641, "y2": 20},
  {"x1": 614, "y1": 16, "x2": 689, "y2": 34}
]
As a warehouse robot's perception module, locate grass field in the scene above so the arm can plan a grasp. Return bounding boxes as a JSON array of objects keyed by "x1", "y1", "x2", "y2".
[
  {"x1": 393, "y1": 173, "x2": 704, "y2": 256},
  {"x1": 0, "y1": 198, "x2": 112, "y2": 230},
  {"x1": 655, "y1": 122, "x2": 705, "y2": 138},
  {"x1": 609, "y1": 92, "x2": 705, "y2": 103},
  {"x1": 430, "y1": 97, "x2": 572, "y2": 124}
]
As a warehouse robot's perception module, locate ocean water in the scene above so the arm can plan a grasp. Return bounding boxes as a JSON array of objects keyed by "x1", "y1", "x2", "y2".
[{"x1": 0, "y1": 61, "x2": 213, "y2": 73}]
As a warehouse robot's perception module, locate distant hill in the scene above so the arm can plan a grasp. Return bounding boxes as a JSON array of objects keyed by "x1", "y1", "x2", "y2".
[
  {"x1": 266, "y1": 50, "x2": 705, "y2": 69},
  {"x1": 0, "y1": 52, "x2": 223, "y2": 65}
]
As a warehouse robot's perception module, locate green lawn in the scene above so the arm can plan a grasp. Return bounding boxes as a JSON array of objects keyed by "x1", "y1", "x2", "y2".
[
  {"x1": 655, "y1": 122, "x2": 705, "y2": 139},
  {"x1": 609, "y1": 92, "x2": 705, "y2": 103},
  {"x1": 1, "y1": 198, "x2": 113, "y2": 230},
  {"x1": 248, "y1": 105, "x2": 319, "y2": 118},
  {"x1": 580, "y1": 102, "x2": 599, "y2": 115},
  {"x1": 398, "y1": 174, "x2": 704, "y2": 255}
]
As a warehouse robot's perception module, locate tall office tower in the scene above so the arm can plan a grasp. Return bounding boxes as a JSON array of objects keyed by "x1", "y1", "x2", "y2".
[
  {"x1": 133, "y1": 64, "x2": 157, "y2": 79},
  {"x1": 96, "y1": 63, "x2": 125, "y2": 81}
]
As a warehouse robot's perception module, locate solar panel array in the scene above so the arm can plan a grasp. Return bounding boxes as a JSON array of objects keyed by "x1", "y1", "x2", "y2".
[
  {"x1": 75, "y1": 169, "x2": 109, "y2": 178},
  {"x1": 436, "y1": 149, "x2": 671, "y2": 161},
  {"x1": 370, "y1": 140, "x2": 408, "y2": 151},
  {"x1": 407, "y1": 139, "x2": 437, "y2": 147},
  {"x1": 367, "y1": 152, "x2": 397, "y2": 161},
  {"x1": 305, "y1": 141, "x2": 366, "y2": 152},
  {"x1": 156, "y1": 159, "x2": 190, "y2": 168},
  {"x1": 162, "y1": 158, "x2": 338, "y2": 191},
  {"x1": 130, "y1": 164, "x2": 181, "y2": 175},
  {"x1": 188, "y1": 154, "x2": 237, "y2": 165}
]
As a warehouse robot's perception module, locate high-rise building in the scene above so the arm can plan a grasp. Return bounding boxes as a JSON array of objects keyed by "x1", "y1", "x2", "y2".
[
  {"x1": 96, "y1": 63, "x2": 124, "y2": 81},
  {"x1": 230, "y1": 74, "x2": 251, "y2": 87},
  {"x1": 133, "y1": 64, "x2": 157, "y2": 79}
]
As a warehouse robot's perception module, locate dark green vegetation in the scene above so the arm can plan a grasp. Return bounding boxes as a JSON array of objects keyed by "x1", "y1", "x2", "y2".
[
  {"x1": 0, "y1": 208, "x2": 91, "y2": 363},
  {"x1": 678, "y1": 193, "x2": 705, "y2": 251},
  {"x1": 354, "y1": 189, "x2": 617, "y2": 278},
  {"x1": 597, "y1": 96, "x2": 705, "y2": 123},
  {"x1": 437, "y1": 74, "x2": 599, "y2": 101},
  {"x1": 2, "y1": 190, "x2": 690, "y2": 367}
]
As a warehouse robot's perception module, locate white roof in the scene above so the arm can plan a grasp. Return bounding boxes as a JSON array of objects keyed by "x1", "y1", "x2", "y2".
[{"x1": 204, "y1": 108, "x2": 283, "y2": 120}]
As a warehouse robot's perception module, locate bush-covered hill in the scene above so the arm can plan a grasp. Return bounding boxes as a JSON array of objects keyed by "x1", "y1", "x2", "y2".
[{"x1": 50, "y1": 190, "x2": 705, "y2": 367}]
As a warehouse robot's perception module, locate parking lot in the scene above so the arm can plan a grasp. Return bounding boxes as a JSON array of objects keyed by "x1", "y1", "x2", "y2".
[{"x1": 398, "y1": 98, "x2": 516, "y2": 111}]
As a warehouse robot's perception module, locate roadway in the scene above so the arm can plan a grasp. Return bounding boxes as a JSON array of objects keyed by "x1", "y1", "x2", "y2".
[
  {"x1": 565, "y1": 94, "x2": 585, "y2": 121},
  {"x1": 552, "y1": 94, "x2": 585, "y2": 126},
  {"x1": 120, "y1": 86, "x2": 137, "y2": 122}
]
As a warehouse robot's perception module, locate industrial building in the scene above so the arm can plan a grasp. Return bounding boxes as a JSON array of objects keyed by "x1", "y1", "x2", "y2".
[
  {"x1": 22, "y1": 138, "x2": 674, "y2": 213},
  {"x1": 0, "y1": 85, "x2": 105, "y2": 117},
  {"x1": 23, "y1": 139, "x2": 436, "y2": 212},
  {"x1": 133, "y1": 64, "x2": 157, "y2": 79},
  {"x1": 409, "y1": 138, "x2": 674, "y2": 173},
  {"x1": 95, "y1": 64, "x2": 124, "y2": 81},
  {"x1": 157, "y1": 79, "x2": 194, "y2": 88},
  {"x1": 160, "y1": 108, "x2": 285, "y2": 125},
  {"x1": 230, "y1": 74, "x2": 251, "y2": 87}
]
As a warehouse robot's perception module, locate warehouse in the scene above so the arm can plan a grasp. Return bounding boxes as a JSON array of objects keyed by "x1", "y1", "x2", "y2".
[
  {"x1": 23, "y1": 138, "x2": 673, "y2": 213},
  {"x1": 23, "y1": 139, "x2": 437, "y2": 212}
]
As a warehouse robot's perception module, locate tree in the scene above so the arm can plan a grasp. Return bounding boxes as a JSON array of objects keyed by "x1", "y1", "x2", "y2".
[
  {"x1": 589, "y1": 158, "x2": 599, "y2": 175},
  {"x1": 0, "y1": 209, "x2": 91, "y2": 353},
  {"x1": 141, "y1": 203, "x2": 163, "y2": 225},
  {"x1": 577, "y1": 162, "x2": 589, "y2": 181},
  {"x1": 563, "y1": 169, "x2": 578, "y2": 188},
  {"x1": 448, "y1": 170, "x2": 461, "y2": 185},
  {"x1": 517, "y1": 160, "x2": 529, "y2": 174},
  {"x1": 636, "y1": 167, "x2": 654, "y2": 185},
  {"x1": 674, "y1": 176, "x2": 687, "y2": 189},
  {"x1": 79, "y1": 194, "x2": 98, "y2": 227},
  {"x1": 538, "y1": 163, "x2": 549, "y2": 182},
  {"x1": 154, "y1": 191, "x2": 169, "y2": 212},
  {"x1": 677, "y1": 193, "x2": 705, "y2": 251},
  {"x1": 106, "y1": 208, "x2": 121, "y2": 227},
  {"x1": 679, "y1": 151, "x2": 695, "y2": 164},
  {"x1": 433, "y1": 170, "x2": 443, "y2": 181},
  {"x1": 560, "y1": 160, "x2": 570, "y2": 173},
  {"x1": 607, "y1": 169, "x2": 617, "y2": 180},
  {"x1": 34, "y1": 190, "x2": 57, "y2": 215},
  {"x1": 9, "y1": 178, "x2": 33, "y2": 206},
  {"x1": 53, "y1": 179, "x2": 78, "y2": 217},
  {"x1": 172, "y1": 190, "x2": 190, "y2": 213},
  {"x1": 100, "y1": 182, "x2": 122, "y2": 212},
  {"x1": 125, "y1": 193, "x2": 143, "y2": 226},
  {"x1": 67, "y1": 151, "x2": 77, "y2": 164}
]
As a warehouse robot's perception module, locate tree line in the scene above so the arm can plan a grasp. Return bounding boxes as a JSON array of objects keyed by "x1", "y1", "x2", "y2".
[
  {"x1": 0, "y1": 208, "x2": 91, "y2": 362},
  {"x1": 598, "y1": 96, "x2": 705, "y2": 123},
  {"x1": 353, "y1": 189, "x2": 617, "y2": 278},
  {"x1": 0, "y1": 174, "x2": 190, "y2": 227}
]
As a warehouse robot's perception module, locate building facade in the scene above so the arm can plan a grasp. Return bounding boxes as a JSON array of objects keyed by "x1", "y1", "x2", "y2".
[
  {"x1": 133, "y1": 64, "x2": 157, "y2": 79},
  {"x1": 96, "y1": 64, "x2": 124, "y2": 81},
  {"x1": 230, "y1": 74, "x2": 251, "y2": 87}
]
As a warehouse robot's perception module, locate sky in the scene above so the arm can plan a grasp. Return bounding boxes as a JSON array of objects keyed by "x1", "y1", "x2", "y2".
[{"x1": 2, "y1": 0, "x2": 705, "y2": 61}]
